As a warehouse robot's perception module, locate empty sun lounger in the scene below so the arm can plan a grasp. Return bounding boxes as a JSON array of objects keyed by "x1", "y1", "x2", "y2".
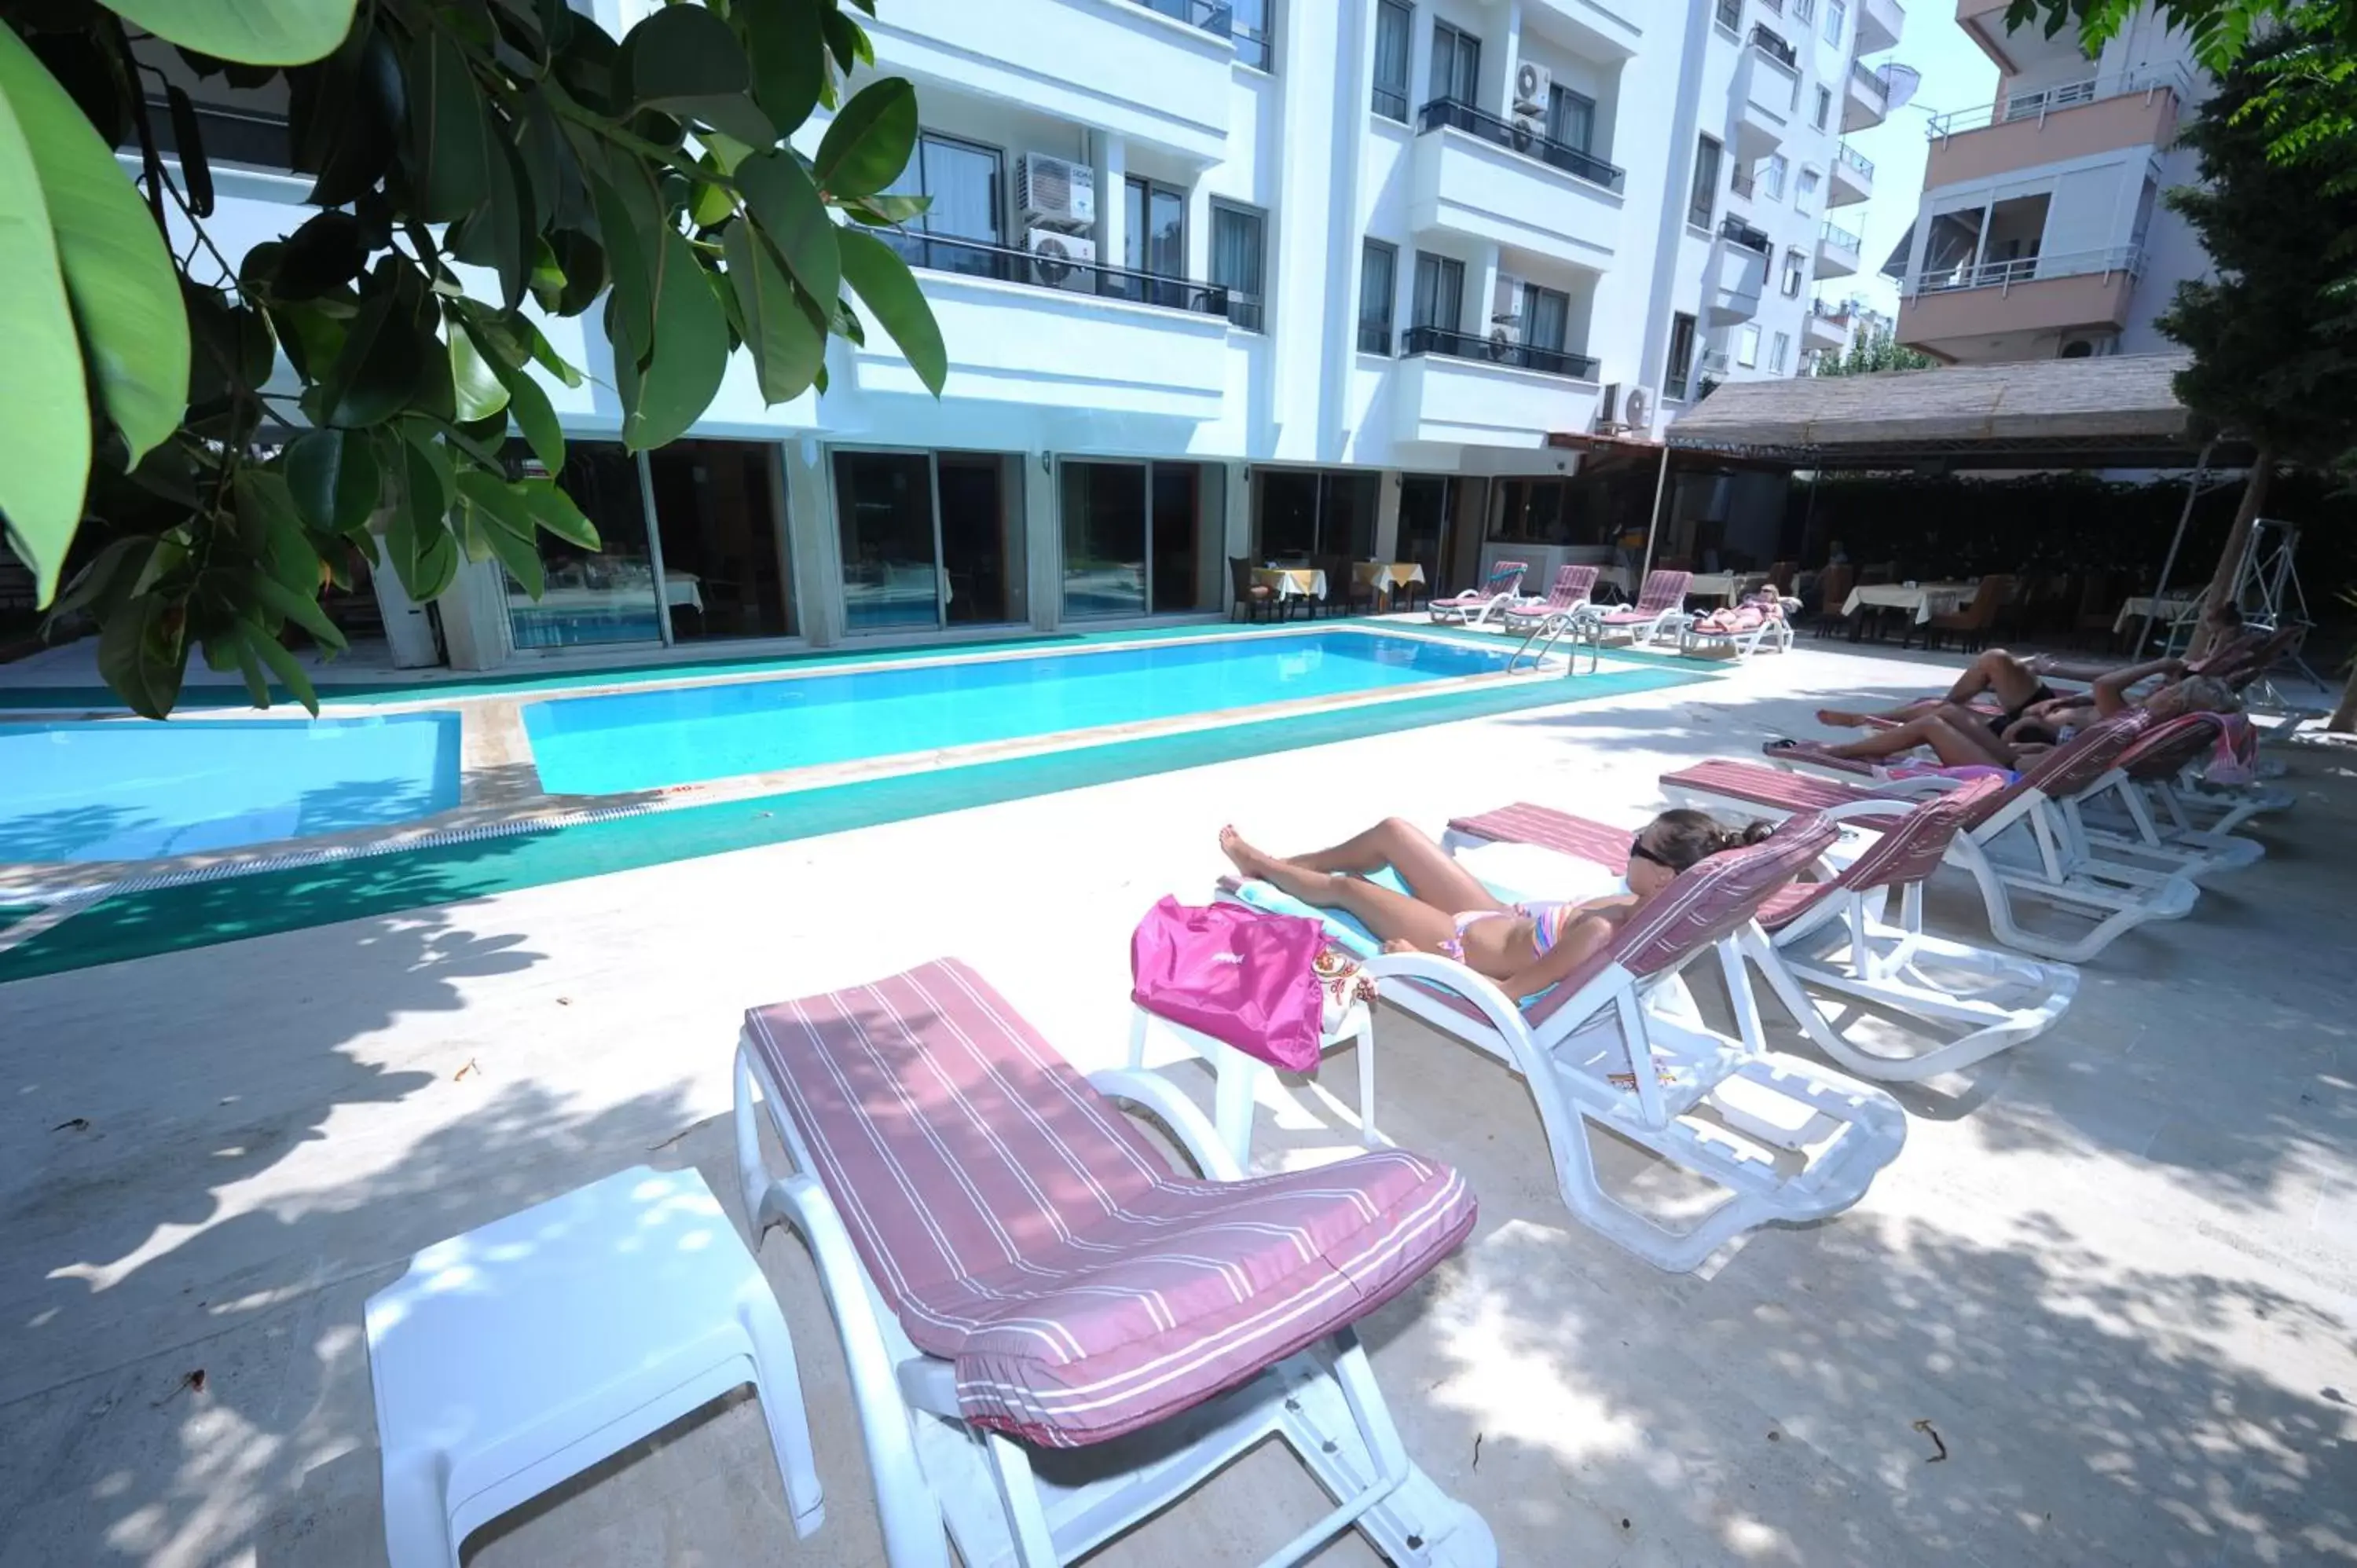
[
  {"x1": 1592, "y1": 570, "x2": 1692, "y2": 647},
  {"x1": 732, "y1": 960, "x2": 1496, "y2": 1567},
  {"x1": 1446, "y1": 791, "x2": 2080, "y2": 1084},
  {"x1": 1664, "y1": 713, "x2": 2199, "y2": 964},
  {"x1": 1226, "y1": 818, "x2": 1908, "y2": 1273},
  {"x1": 1498, "y1": 565, "x2": 1598, "y2": 636},
  {"x1": 1428, "y1": 562, "x2": 1527, "y2": 627}
]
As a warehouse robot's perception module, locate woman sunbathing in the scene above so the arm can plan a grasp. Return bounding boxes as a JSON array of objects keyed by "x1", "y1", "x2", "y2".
[
  {"x1": 1219, "y1": 810, "x2": 1772, "y2": 1000},
  {"x1": 1787, "y1": 669, "x2": 2242, "y2": 771}
]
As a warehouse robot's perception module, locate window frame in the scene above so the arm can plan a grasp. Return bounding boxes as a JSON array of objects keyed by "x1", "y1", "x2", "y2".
[
  {"x1": 1665, "y1": 311, "x2": 1699, "y2": 401},
  {"x1": 1230, "y1": 0, "x2": 1275, "y2": 71},
  {"x1": 1822, "y1": 0, "x2": 1846, "y2": 47},
  {"x1": 1547, "y1": 83, "x2": 1597, "y2": 154},
  {"x1": 882, "y1": 130, "x2": 1008, "y2": 277},
  {"x1": 1762, "y1": 152, "x2": 1788, "y2": 202},
  {"x1": 1372, "y1": 0, "x2": 1413, "y2": 120},
  {"x1": 1769, "y1": 331, "x2": 1791, "y2": 372},
  {"x1": 1411, "y1": 250, "x2": 1465, "y2": 332},
  {"x1": 1523, "y1": 282, "x2": 1571, "y2": 353},
  {"x1": 1209, "y1": 198, "x2": 1269, "y2": 333},
  {"x1": 1781, "y1": 247, "x2": 1807, "y2": 297},
  {"x1": 1687, "y1": 134, "x2": 1723, "y2": 232},
  {"x1": 1813, "y1": 84, "x2": 1832, "y2": 130},
  {"x1": 1431, "y1": 19, "x2": 1481, "y2": 106},
  {"x1": 1358, "y1": 238, "x2": 1398, "y2": 354},
  {"x1": 1736, "y1": 323, "x2": 1761, "y2": 368},
  {"x1": 1794, "y1": 166, "x2": 1820, "y2": 213}
]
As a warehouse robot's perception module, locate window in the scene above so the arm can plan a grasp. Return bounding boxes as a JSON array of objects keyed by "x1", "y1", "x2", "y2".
[
  {"x1": 834, "y1": 449, "x2": 1029, "y2": 633},
  {"x1": 1523, "y1": 284, "x2": 1569, "y2": 353},
  {"x1": 1431, "y1": 20, "x2": 1480, "y2": 105},
  {"x1": 1813, "y1": 85, "x2": 1832, "y2": 130},
  {"x1": 1373, "y1": 0, "x2": 1412, "y2": 119},
  {"x1": 879, "y1": 133, "x2": 1005, "y2": 277},
  {"x1": 1358, "y1": 240, "x2": 1397, "y2": 353},
  {"x1": 1687, "y1": 135, "x2": 1722, "y2": 230},
  {"x1": 1769, "y1": 331, "x2": 1791, "y2": 372},
  {"x1": 1231, "y1": 0, "x2": 1273, "y2": 71},
  {"x1": 1410, "y1": 251, "x2": 1464, "y2": 334},
  {"x1": 1254, "y1": 470, "x2": 1378, "y2": 562},
  {"x1": 1714, "y1": 0, "x2": 1742, "y2": 30},
  {"x1": 1121, "y1": 176, "x2": 1186, "y2": 308},
  {"x1": 1822, "y1": 0, "x2": 1846, "y2": 46},
  {"x1": 1781, "y1": 248, "x2": 1807, "y2": 296},
  {"x1": 1736, "y1": 324, "x2": 1761, "y2": 368},
  {"x1": 1211, "y1": 200, "x2": 1266, "y2": 332},
  {"x1": 1793, "y1": 0, "x2": 1815, "y2": 22},
  {"x1": 1665, "y1": 311, "x2": 1698, "y2": 401},
  {"x1": 1061, "y1": 460, "x2": 1224, "y2": 617},
  {"x1": 1548, "y1": 84, "x2": 1596, "y2": 153},
  {"x1": 1762, "y1": 153, "x2": 1787, "y2": 201},
  {"x1": 1795, "y1": 167, "x2": 1820, "y2": 213}
]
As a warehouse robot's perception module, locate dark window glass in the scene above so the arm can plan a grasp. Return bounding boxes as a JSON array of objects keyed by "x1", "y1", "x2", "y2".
[
  {"x1": 1666, "y1": 311, "x2": 1698, "y2": 400},
  {"x1": 1373, "y1": 0, "x2": 1412, "y2": 119},
  {"x1": 644, "y1": 441, "x2": 794, "y2": 640},
  {"x1": 506, "y1": 442, "x2": 662, "y2": 648},
  {"x1": 1431, "y1": 20, "x2": 1479, "y2": 104},
  {"x1": 880, "y1": 134, "x2": 1004, "y2": 277},
  {"x1": 1230, "y1": 0, "x2": 1273, "y2": 70},
  {"x1": 937, "y1": 452, "x2": 1025, "y2": 625},
  {"x1": 1358, "y1": 240, "x2": 1397, "y2": 353},
  {"x1": 1688, "y1": 136, "x2": 1721, "y2": 230},
  {"x1": 1412, "y1": 251, "x2": 1464, "y2": 329},
  {"x1": 834, "y1": 451, "x2": 941, "y2": 632},
  {"x1": 1524, "y1": 284, "x2": 1569, "y2": 353},
  {"x1": 1548, "y1": 85, "x2": 1595, "y2": 152},
  {"x1": 1211, "y1": 201, "x2": 1266, "y2": 331},
  {"x1": 1061, "y1": 461, "x2": 1146, "y2": 618}
]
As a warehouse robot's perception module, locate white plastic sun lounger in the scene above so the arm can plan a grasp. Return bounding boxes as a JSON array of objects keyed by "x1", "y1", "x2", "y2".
[
  {"x1": 2062, "y1": 713, "x2": 2267, "y2": 877},
  {"x1": 1591, "y1": 570, "x2": 1692, "y2": 648},
  {"x1": 1678, "y1": 603, "x2": 1794, "y2": 661},
  {"x1": 1427, "y1": 562, "x2": 1527, "y2": 627},
  {"x1": 1445, "y1": 794, "x2": 2080, "y2": 1085},
  {"x1": 733, "y1": 960, "x2": 1497, "y2": 1567},
  {"x1": 1497, "y1": 565, "x2": 1597, "y2": 635},
  {"x1": 1226, "y1": 816, "x2": 1908, "y2": 1273},
  {"x1": 1666, "y1": 712, "x2": 2198, "y2": 964}
]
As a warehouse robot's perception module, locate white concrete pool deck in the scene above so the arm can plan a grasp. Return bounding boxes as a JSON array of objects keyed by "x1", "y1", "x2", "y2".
[{"x1": 2, "y1": 639, "x2": 2352, "y2": 1567}]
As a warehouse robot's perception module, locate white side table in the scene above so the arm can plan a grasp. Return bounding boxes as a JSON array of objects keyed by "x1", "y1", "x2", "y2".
[
  {"x1": 1129, "y1": 1002, "x2": 1379, "y2": 1169},
  {"x1": 365, "y1": 1165, "x2": 824, "y2": 1566}
]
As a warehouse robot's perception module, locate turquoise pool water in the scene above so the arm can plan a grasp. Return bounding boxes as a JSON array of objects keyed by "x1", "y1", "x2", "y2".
[
  {"x1": 1, "y1": 714, "x2": 463, "y2": 863},
  {"x1": 524, "y1": 630, "x2": 1519, "y2": 795}
]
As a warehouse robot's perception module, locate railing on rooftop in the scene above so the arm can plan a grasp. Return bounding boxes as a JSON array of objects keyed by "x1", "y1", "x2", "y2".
[
  {"x1": 1849, "y1": 58, "x2": 1891, "y2": 101},
  {"x1": 1911, "y1": 244, "x2": 2144, "y2": 296},
  {"x1": 1924, "y1": 64, "x2": 2194, "y2": 138},
  {"x1": 1401, "y1": 324, "x2": 1601, "y2": 381},
  {"x1": 1416, "y1": 97, "x2": 1627, "y2": 192}
]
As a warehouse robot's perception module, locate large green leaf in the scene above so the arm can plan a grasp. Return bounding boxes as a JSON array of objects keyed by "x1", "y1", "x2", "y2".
[
  {"x1": 0, "y1": 27, "x2": 189, "y2": 473},
  {"x1": 735, "y1": 149, "x2": 838, "y2": 306},
  {"x1": 455, "y1": 470, "x2": 544, "y2": 597},
  {"x1": 241, "y1": 617, "x2": 321, "y2": 713},
  {"x1": 622, "y1": 226, "x2": 728, "y2": 451},
  {"x1": 724, "y1": 219, "x2": 823, "y2": 404},
  {"x1": 236, "y1": 467, "x2": 327, "y2": 598},
  {"x1": 517, "y1": 477, "x2": 600, "y2": 548},
  {"x1": 463, "y1": 320, "x2": 563, "y2": 474},
  {"x1": 740, "y1": 0, "x2": 825, "y2": 137},
  {"x1": 0, "y1": 57, "x2": 90, "y2": 606},
  {"x1": 838, "y1": 226, "x2": 945, "y2": 395},
  {"x1": 814, "y1": 78, "x2": 916, "y2": 200},
  {"x1": 96, "y1": 594, "x2": 185, "y2": 719},
  {"x1": 105, "y1": 0, "x2": 357, "y2": 68},
  {"x1": 620, "y1": 3, "x2": 776, "y2": 143},
  {"x1": 284, "y1": 427, "x2": 381, "y2": 535},
  {"x1": 318, "y1": 263, "x2": 427, "y2": 427},
  {"x1": 588, "y1": 170, "x2": 654, "y2": 357},
  {"x1": 449, "y1": 325, "x2": 511, "y2": 421},
  {"x1": 251, "y1": 570, "x2": 349, "y2": 650},
  {"x1": 409, "y1": 28, "x2": 494, "y2": 222}
]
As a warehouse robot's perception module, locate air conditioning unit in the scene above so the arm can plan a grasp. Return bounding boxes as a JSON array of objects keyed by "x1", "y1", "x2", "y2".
[
  {"x1": 1026, "y1": 226, "x2": 1097, "y2": 291},
  {"x1": 1490, "y1": 272, "x2": 1523, "y2": 327},
  {"x1": 1512, "y1": 59, "x2": 1551, "y2": 115},
  {"x1": 1621, "y1": 384, "x2": 1656, "y2": 430},
  {"x1": 2057, "y1": 334, "x2": 2117, "y2": 360},
  {"x1": 1017, "y1": 153, "x2": 1095, "y2": 227}
]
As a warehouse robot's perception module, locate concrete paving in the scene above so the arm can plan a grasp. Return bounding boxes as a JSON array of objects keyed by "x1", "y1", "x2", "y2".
[{"x1": 2, "y1": 639, "x2": 2352, "y2": 1567}]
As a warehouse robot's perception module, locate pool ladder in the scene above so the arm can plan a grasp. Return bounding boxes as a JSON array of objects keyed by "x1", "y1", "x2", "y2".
[{"x1": 1505, "y1": 607, "x2": 1604, "y2": 676}]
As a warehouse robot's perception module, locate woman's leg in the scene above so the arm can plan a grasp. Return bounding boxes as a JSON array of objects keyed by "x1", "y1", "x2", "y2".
[
  {"x1": 1943, "y1": 648, "x2": 2046, "y2": 709},
  {"x1": 1219, "y1": 832, "x2": 1462, "y2": 951},
  {"x1": 1820, "y1": 713, "x2": 2013, "y2": 768},
  {"x1": 1265, "y1": 818, "x2": 1507, "y2": 914}
]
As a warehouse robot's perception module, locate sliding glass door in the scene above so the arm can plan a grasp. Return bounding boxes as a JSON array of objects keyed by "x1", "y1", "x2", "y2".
[
  {"x1": 833, "y1": 448, "x2": 1028, "y2": 634},
  {"x1": 1061, "y1": 459, "x2": 1222, "y2": 618}
]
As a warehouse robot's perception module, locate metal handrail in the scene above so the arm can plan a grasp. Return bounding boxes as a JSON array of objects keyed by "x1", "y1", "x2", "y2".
[
  {"x1": 1730, "y1": 165, "x2": 1757, "y2": 198},
  {"x1": 1923, "y1": 64, "x2": 2194, "y2": 138},
  {"x1": 1750, "y1": 24, "x2": 1799, "y2": 70},
  {"x1": 1401, "y1": 324, "x2": 1601, "y2": 381},
  {"x1": 1849, "y1": 59, "x2": 1890, "y2": 101},
  {"x1": 885, "y1": 233, "x2": 1245, "y2": 320},
  {"x1": 1414, "y1": 97, "x2": 1628, "y2": 192},
  {"x1": 1912, "y1": 244, "x2": 2144, "y2": 296},
  {"x1": 1819, "y1": 220, "x2": 1863, "y2": 254},
  {"x1": 1719, "y1": 214, "x2": 1772, "y2": 255},
  {"x1": 1835, "y1": 141, "x2": 1875, "y2": 179}
]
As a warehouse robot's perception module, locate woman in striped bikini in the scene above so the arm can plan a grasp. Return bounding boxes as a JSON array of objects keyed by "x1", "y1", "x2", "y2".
[{"x1": 1217, "y1": 810, "x2": 1771, "y2": 1001}]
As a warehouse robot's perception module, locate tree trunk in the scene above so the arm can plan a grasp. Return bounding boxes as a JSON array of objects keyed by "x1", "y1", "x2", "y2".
[
  {"x1": 2187, "y1": 445, "x2": 2273, "y2": 661},
  {"x1": 2329, "y1": 680, "x2": 2357, "y2": 734}
]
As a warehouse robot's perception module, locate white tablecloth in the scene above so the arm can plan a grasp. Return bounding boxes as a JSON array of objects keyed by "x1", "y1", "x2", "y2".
[
  {"x1": 1354, "y1": 562, "x2": 1427, "y2": 599},
  {"x1": 2114, "y1": 595, "x2": 2198, "y2": 635},
  {"x1": 1255, "y1": 567, "x2": 1328, "y2": 600},
  {"x1": 1841, "y1": 582, "x2": 1974, "y2": 625}
]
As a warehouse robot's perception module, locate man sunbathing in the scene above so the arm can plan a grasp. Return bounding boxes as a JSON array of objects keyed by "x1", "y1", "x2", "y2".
[{"x1": 1219, "y1": 810, "x2": 1771, "y2": 1000}]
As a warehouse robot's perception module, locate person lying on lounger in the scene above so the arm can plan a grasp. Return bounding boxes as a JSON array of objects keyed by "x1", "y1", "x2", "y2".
[
  {"x1": 1219, "y1": 810, "x2": 1772, "y2": 999},
  {"x1": 1789, "y1": 669, "x2": 2242, "y2": 771}
]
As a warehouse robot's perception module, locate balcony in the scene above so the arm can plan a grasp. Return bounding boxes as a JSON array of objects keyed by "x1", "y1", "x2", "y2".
[
  {"x1": 1522, "y1": 0, "x2": 1644, "y2": 59},
  {"x1": 1706, "y1": 218, "x2": 1771, "y2": 324},
  {"x1": 1816, "y1": 220, "x2": 1863, "y2": 278},
  {"x1": 1957, "y1": 0, "x2": 2086, "y2": 74},
  {"x1": 1393, "y1": 329, "x2": 1602, "y2": 449},
  {"x1": 862, "y1": 0, "x2": 1234, "y2": 162},
  {"x1": 1409, "y1": 99, "x2": 1625, "y2": 267},
  {"x1": 1844, "y1": 59, "x2": 1892, "y2": 132},
  {"x1": 1804, "y1": 300, "x2": 1849, "y2": 350},
  {"x1": 1899, "y1": 245, "x2": 2143, "y2": 357},
  {"x1": 1858, "y1": 0, "x2": 1906, "y2": 53},
  {"x1": 1924, "y1": 67, "x2": 2190, "y2": 186},
  {"x1": 847, "y1": 236, "x2": 1233, "y2": 419},
  {"x1": 1734, "y1": 32, "x2": 1802, "y2": 159},
  {"x1": 1829, "y1": 141, "x2": 1874, "y2": 205}
]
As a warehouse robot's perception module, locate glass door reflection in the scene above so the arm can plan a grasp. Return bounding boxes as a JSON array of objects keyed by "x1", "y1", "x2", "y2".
[
  {"x1": 506, "y1": 441, "x2": 662, "y2": 649},
  {"x1": 1060, "y1": 461, "x2": 1146, "y2": 617},
  {"x1": 834, "y1": 450, "x2": 942, "y2": 632}
]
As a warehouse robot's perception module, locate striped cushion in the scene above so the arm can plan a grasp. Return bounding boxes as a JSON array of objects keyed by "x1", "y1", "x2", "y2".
[
  {"x1": 1664, "y1": 760, "x2": 1904, "y2": 829},
  {"x1": 744, "y1": 961, "x2": 1476, "y2": 1449}
]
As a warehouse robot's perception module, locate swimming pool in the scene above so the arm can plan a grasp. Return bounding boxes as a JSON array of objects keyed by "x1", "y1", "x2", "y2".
[
  {"x1": 0, "y1": 713, "x2": 463, "y2": 863},
  {"x1": 523, "y1": 629, "x2": 1519, "y2": 795}
]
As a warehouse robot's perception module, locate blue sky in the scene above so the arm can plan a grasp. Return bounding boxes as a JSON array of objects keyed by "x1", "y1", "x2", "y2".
[{"x1": 1820, "y1": 11, "x2": 2000, "y2": 314}]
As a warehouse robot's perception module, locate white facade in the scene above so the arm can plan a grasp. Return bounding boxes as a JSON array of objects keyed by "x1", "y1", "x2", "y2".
[{"x1": 165, "y1": 0, "x2": 1905, "y2": 669}]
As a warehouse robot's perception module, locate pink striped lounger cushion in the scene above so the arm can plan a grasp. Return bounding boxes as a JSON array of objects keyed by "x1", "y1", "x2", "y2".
[
  {"x1": 1448, "y1": 804, "x2": 1839, "y2": 932},
  {"x1": 743, "y1": 960, "x2": 1477, "y2": 1449}
]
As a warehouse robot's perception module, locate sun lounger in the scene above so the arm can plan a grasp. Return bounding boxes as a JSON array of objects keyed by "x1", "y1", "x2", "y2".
[
  {"x1": 1226, "y1": 817, "x2": 1908, "y2": 1273},
  {"x1": 1498, "y1": 565, "x2": 1598, "y2": 636},
  {"x1": 732, "y1": 960, "x2": 1496, "y2": 1567},
  {"x1": 2065, "y1": 712, "x2": 2266, "y2": 877},
  {"x1": 1445, "y1": 792, "x2": 2080, "y2": 1084},
  {"x1": 1428, "y1": 561, "x2": 1527, "y2": 627},
  {"x1": 1664, "y1": 713, "x2": 2199, "y2": 963},
  {"x1": 1679, "y1": 596, "x2": 1794, "y2": 661},
  {"x1": 1592, "y1": 569, "x2": 1692, "y2": 647}
]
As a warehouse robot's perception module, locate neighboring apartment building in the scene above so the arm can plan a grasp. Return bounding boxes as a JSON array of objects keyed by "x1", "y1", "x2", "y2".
[
  {"x1": 1890, "y1": 0, "x2": 2208, "y2": 363},
  {"x1": 144, "y1": 0, "x2": 1907, "y2": 671},
  {"x1": 1799, "y1": 296, "x2": 1900, "y2": 370}
]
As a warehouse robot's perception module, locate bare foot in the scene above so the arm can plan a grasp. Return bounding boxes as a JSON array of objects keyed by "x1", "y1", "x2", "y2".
[
  {"x1": 1816, "y1": 708, "x2": 1875, "y2": 728},
  {"x1": 1218, "y1": 825, "x2": 1278, "y2": 881}
]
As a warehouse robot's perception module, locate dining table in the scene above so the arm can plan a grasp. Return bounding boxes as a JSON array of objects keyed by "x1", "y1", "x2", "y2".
[
  {"x1": 1840, "y1": 581, "x2": 1976, "y2": 625},
  {"x1": 1353, "y1": 561, "x2": 1426, "y2": 606},
  {"x1": 1254, "y1": 566, "x2": 1328, "y2": 604},
  {"x1": 2113, "y1": 595, "x2": 2199, "y2": 636}
]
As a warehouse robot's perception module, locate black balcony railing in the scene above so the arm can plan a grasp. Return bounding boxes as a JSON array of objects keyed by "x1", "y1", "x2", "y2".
[
  {"x1": 1415, "y1": 97, "x2": 1626, "y2": 192},
  {"x1": 1849, "y1": 59, "x2": 1890, "y2": 101},
  {"x1": 1401, "y1": 324, "x2": 1600, "y2": 380},
  {"x1": 1749, "y1": 24, "x2": 1798, "y2": 69},
  {"x1": 884, "y1": 233, "x2": 1256, "y2": 323},
  {"x1": 1718, "y1": 214, "x2": 1772, "y2": 255},
  {"x1": 141, "y1": 94, "x2": 292, "y2": 171},
  {"x1": 1358, "y1": 321, "x2": 1394, "y2": 354}
]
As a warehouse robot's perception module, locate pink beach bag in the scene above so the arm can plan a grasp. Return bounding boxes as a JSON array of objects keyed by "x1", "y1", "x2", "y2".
[{"x1": 1131, "y1": 897, "x2": 1325, "y2": 1072}]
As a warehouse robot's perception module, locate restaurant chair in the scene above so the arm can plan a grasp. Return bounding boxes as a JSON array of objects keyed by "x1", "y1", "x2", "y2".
[
  {"x1": 2073, "y1": 571, "x2": 2121, "y2": 648},
  {"x1": 1319, "y1": 555, "x2": 1376, "y2": 617},
  {"x1": 1910, "y1": 573, "x2": 2014, "y2": 653},
  {"x1": 1227, "y1": 556, "x2": 1277, "y2": 623},
  {"x1": 1809, "y1": 563, "x2": 1855, "y2": 639}
]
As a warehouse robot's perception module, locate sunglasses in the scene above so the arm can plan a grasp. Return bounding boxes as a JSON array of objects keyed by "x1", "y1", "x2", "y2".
[{"x1": 1629, "y1": 834, "x2": 1676, "y2": 871}]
